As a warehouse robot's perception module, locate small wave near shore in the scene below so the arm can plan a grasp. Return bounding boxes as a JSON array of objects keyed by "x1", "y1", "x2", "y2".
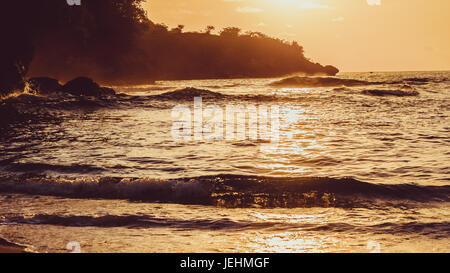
[{"x1": 0, "y1": 174, "x2": 448, "y2": 209}]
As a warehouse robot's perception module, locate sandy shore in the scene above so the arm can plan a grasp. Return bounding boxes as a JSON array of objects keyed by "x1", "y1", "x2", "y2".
[{"x1": 0, "y1": 238, "x2": 27, "y2": 253}]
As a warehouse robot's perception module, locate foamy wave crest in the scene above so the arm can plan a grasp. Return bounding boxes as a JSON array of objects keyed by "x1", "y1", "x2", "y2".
[{"x1": 0, "y1": 175, "x2": 449, "y2": 208}]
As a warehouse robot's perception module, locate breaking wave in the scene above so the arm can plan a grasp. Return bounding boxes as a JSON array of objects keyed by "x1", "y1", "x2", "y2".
[{"x1": 0, "y1": 174, "x2": 448, "y2": 208}]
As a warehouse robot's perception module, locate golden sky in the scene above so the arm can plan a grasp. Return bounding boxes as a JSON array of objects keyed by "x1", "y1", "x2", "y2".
[{"x1": 144, "y1": 0, "x2": 450, "y2": 72}]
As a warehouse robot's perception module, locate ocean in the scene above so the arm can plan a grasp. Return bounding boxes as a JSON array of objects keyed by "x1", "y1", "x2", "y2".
[{"x1": 0, "y1": 71, "x2": 449, "y2": 252}]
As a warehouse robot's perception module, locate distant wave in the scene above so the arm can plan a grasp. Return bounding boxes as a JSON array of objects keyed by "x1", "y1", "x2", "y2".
[
  {"x1": 144, "y1": 87, "x2": 296, "y2": 102},
  {"x1": 270, "y1": 76, "x2": 450, "y2": 89},
  {"x1": 201, "y1": 83, "x2": 246, "y2": 89},
  {"x1": 401, "y1": 77, "x2": 449, "y2": 85},
  {"x1": 269, "y1": 76, "x2": 377, "y2": 88},
  {"x1": 152, "y1": 87, "x2": 228, "y2": 100},
  {"x1": 149, "y1": 87, "x2": 314, "y2": 102},
  {"x1": 0, "y1": 174, "x2": 448, "y2": 208},
  {"x1": 363, "y1": 89, "x2": 420, "y2": 97}
]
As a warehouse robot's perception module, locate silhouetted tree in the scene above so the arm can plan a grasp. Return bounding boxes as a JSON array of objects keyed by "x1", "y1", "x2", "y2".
[
  {"x1": 170, "y1": 25, "x2": 185, "y2": 34},
  {"x1": 205, "y1": 26, "x2": 215, "y2": 34},
  {"x1": 220, "y1": 27, "x2": 242, "y2": 38}
]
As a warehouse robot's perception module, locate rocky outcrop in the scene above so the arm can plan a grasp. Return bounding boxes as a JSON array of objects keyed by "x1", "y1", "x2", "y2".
[
  {"x1": 27, "y1": 77, "x2": 62, "y2": 95},
  {"x1": 323, "y1": 65, "x2": 340, "y2": 76},
  {"x1": 0, "y1": 63, "x2": 26, "y2": 97},
  {"x1": 62, "y1": 77, "x2": 105, "y2": 96},
  {"x1": 24, "y1": 76, "x2": 116, "y2": 97}
]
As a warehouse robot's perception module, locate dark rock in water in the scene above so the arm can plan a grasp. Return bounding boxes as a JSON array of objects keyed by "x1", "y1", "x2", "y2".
[
  {"x1": 27, "y1": 77, "x2": 62, "y2": 95},
  {"x1": 155, "y1": 87, "x2": 227, "y2": 100},
  {"x1": 323, "y1": 65, "x2": 340, "y2": 76},
  {"x1": 363, "y1": 89, "x2": 419, "y2": 97},
  {"x1": 269, "y1": 76, "x2": 375, "y2": 88},
  {"x1": 62, "y1": 77, "x2": 101, "y2": 96},
  {"x1": 62, "y1": 77, "x2": 116, "y2": 97}
]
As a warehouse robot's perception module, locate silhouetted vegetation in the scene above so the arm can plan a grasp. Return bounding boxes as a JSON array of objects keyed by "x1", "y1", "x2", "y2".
[
  {"x1": 118, "y1": 27, "x2": 338, "y2": 82},
  {"x1": 1, "y1": 0, "x2": 148, "y2": 95},
  {"x1": 1, "y1": 0, "x2": 338, "y2": 96}
]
